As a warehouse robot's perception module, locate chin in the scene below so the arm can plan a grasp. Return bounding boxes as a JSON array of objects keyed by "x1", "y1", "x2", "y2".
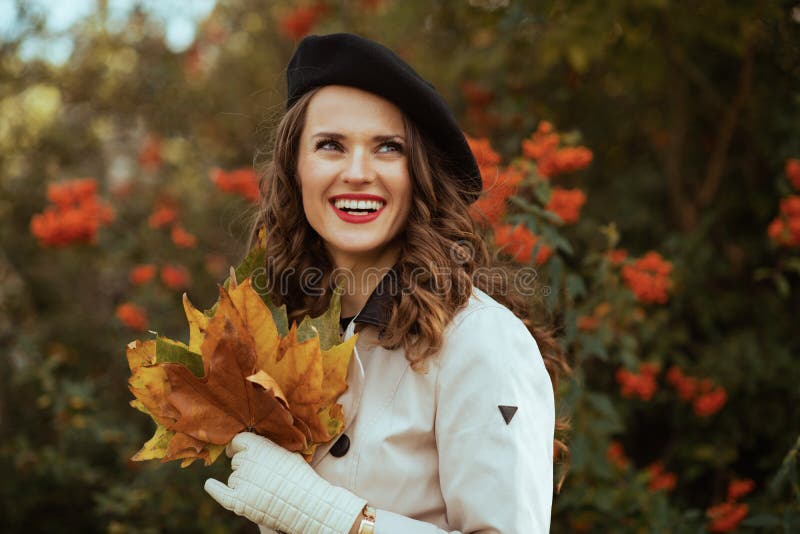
[
  {"x1": 334, "y1": 242, "x2": 385, "y2": 255},
  {"x1": 326, "y1": 237, "x2": 392, "y2": 256}
]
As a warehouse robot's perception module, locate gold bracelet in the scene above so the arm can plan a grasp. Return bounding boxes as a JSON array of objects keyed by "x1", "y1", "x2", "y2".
[{"x1": 357, "y1": 504, "x2": 376, "y2": 534}]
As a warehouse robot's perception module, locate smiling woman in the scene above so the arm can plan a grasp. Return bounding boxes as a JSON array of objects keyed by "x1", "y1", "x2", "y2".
[
  {"x1": 203, "y1": 33, "x2": 569, "y2": 534},
  {"x1": 296, "y1": 85, "x2": 413, "y2": 312}
]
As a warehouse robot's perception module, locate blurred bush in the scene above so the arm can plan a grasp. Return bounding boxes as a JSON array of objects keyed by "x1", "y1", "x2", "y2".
[{"x1": 1, "y1": 0, "x2": 799, "y2": 532}]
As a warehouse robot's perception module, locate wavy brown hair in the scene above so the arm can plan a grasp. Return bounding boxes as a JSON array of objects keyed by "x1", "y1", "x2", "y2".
[{"x1": 248, "y1": 88, "x2": 571, "y2": 492}]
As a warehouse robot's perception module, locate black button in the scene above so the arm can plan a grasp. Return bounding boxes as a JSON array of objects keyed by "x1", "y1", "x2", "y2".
[{"x1": 330, "y1": 434, "x2": 350, "y2": 457}]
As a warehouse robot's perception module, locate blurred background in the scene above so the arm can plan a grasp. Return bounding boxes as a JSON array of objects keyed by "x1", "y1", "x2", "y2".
[{"x1": 1, "y1": 0, "x2": 799, "y2": 532}]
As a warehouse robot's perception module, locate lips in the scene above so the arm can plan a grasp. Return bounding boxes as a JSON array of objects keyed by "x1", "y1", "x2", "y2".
[
  {"x1": 329, "y1": 193, "x2": 387, "y2": 202},
  {"x1": 329, "y1": 196, "x2": 386, "y2": 224}
]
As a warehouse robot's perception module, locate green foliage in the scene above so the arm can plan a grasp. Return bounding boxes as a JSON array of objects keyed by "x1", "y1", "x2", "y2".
[{"x1": 1, "y1": 0, "x2": 799, "y2": 532}]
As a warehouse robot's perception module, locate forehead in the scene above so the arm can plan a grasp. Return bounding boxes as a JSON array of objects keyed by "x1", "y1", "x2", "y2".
[{"x1": 304, "y1": 85, "x2": 405, "y2": 134}]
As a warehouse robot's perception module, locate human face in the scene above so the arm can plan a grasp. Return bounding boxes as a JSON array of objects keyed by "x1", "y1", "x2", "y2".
[{"x1": 297, "y1": 85, "x2": 413, "y2": 269}]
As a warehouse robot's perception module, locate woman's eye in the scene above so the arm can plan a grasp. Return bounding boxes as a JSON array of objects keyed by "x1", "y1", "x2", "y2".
[
  {"x1": 378, "y1": 142, "x2": 404, "y2": 154},
  {"x1": 315, "y1": 140, "x2": 341, "y2": 151}
]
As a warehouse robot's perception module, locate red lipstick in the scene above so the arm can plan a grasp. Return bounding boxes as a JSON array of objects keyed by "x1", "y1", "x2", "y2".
[
  {"x1": 329, "y1": 195, "x2": 386, "y2": 224},
  {"x1": 329, "y1": 193, "x2": 386, "y2": 202}
]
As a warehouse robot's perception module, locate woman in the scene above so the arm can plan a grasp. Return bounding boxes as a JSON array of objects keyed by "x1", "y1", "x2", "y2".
[{"x1": 204, "y1": 33, "x2": 569, "y2": 533}]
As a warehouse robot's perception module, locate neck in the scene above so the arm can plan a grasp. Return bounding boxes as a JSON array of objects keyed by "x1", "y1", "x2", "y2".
[{"x1": 328, "y1": 242, "x2": 401, "y2": 318}]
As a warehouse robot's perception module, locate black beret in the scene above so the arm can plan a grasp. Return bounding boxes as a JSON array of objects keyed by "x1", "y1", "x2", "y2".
[{"x1": 286, "y1": 33, "x2": 482, "y2": 205}]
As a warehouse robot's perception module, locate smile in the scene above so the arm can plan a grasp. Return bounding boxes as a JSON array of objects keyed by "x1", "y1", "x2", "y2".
[{"x1": 330, "y1": 198, "x2": 386, "y2": 223}]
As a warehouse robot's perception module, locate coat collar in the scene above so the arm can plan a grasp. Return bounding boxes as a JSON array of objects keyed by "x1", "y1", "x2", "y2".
[{"x1": 348, "y1": 262, "x2": 400, "y2": 330}]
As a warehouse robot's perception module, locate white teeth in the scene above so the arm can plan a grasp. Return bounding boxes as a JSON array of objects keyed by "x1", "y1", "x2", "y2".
[{"x1": 333, "y1": 198, "x2": 385, "y2": 211}]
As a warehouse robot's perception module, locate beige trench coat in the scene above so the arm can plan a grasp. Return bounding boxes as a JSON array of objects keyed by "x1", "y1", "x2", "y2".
[{"x1": 259, "y1": 283, "x2": 555, "y2": 533}]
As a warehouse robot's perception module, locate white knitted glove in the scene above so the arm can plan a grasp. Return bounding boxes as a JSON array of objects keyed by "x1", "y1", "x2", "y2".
[{"x1": 204, "y1": 432, "x2": 367, "y2": 534}]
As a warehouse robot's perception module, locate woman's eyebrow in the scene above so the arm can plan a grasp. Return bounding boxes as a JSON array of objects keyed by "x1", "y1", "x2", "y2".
[
  {"x1": 374, "y1": 134, "x2": 406, "y2": 143},
  {"x1": 311, "y1": 131, "x2": 406, "y2": 142},
  {"x1": 311, "y1": 131, "x2": 346, "y2": 140}
]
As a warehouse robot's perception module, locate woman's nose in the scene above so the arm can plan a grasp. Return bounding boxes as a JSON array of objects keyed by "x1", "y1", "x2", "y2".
[{"x1": 341, "y1": 148, "x2": 375, "y2": 183}]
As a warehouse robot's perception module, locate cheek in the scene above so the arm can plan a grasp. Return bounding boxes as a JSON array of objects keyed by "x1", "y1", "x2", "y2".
[
  {"x1": 299, "y1": 184, "x2": 319, "y2": 221},
  {"x1": 398, "y1": 174, "x2": 414, "y2": 210}
]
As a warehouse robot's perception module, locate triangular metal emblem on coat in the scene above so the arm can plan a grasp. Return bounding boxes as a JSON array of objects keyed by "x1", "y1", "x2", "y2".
[{"x1": 498, "y1": 405, "x2": 518, "y2": 425}]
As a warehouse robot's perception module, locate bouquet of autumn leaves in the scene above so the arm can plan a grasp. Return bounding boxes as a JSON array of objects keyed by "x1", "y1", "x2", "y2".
[{"x1": 126, "y1": 231, "x2": 357, "y2": 467}]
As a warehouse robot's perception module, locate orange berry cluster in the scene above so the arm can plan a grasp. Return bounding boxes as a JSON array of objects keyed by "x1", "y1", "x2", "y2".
[
  {"x1": 278, "y1": 3, "x2": 328, "y2": 40},
  {"x1": 160, "y1": 264, "x2": 192, "y2": 290},
  {"x1": 645, "y1": 461, "x2": 677, "y2": 492},
  {"x1": 115, "y1": 302, "x2": 148, "y2": 331},
  {"x1": 471, "y1": 166, "x2": 524, "y2": 226},
  {"x1": 30, "y1": 178, "x2": 115, "y2": 247},
  {"x1": 576, "y1": 302, "x2": 611, "y2": 332},
  {"x1": 119, "y1": 263, "x2": 192, "y2": 331},
  {"x1": 665, "y1": 366, "x2": 728, "y2": 417},
  {"x1": 129, "y1": 263, "x2": 191, "y2": 290},
  {"x1": 786, "y1": 158, "x2": 800, "y2": 191},
  {"x1": 621, "y1": 251, "x2": 673, "y2": 304},
  {"x1": 464, "y1": 135, "x2": 554, "y2": 265},
  {"x1": 148, "y1": 204, "x2": 178, "y2": 229},
  {"x1": 129, "y1": 264, "x2": 157, "y2": 285},
  {"x1": 467, "y1": 133, "x2": 523, "y2": 226},
  {"x1": 467, "y1": 129, "x2": 588, "y2": 267},
  {"x1": 576, "y1": 315, "x2": 599, "y2": 331},
  {"x1": 607, "y1": 248, "x2": 628, "y2": 265},
  {"x1": 466, "y1": 123, "x2": 594, "y2": 267},
  {"x1": 615, "y1": 362, "x2": 659, "y2": 400},
  {"x1": 546, "y1": 187, "x2": 587, "y2": 225},
  {"x1": 138, "y1": 134, "x2": 161, "y2": 172},
  {"x1": 210, "y1": 167, "x2": 260, "y2": 203},
  {"x1": 767, "y1": 158, "x2": 800, "y2": 246},
  {"x1": 606, "y1": 440, "x2": 629, "y2": 470},
  {"x1": 767, "y1": 195, "x2": 800, "y2": 247},
  {"x1": 521, "y1": 121, "x2": 593, "y2": 178},
  {"x1": 706, "y1": 478, "x2": 755, "y2": 532},
  {"x1": 147, "y1": 200, "x2": 197, "y2": 248},
  {"x1": 493, "y1": 223, "x2": 553, "y2": 265},
  {"x1": 461, "y1": 81, "x2": 500, "y2": 134},
  {"x1": 170, "y1": 224, "x2": 197, "y2": 248},
  {"x1": 606, "y1": 442, "x2": 678, "y2": 493}
]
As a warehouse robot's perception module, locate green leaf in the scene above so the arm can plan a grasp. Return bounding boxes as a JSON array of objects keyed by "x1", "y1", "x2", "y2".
[
  {"x1": 566, "y1": 274, "x2": 587, "y2": 299},
  {"x1": 753, "y1": 267, "x2": 773, "y2": 281},
  {"x1": 740, "y1": 515, "x2": 781, "y2": 527},
  {"x1": 509, "y1": 195, "x2": 563, "y2": 226},
  {"x1": 297, "y1": 283, "x2": 345, "y2": 349},
  {"x1": 599, "y1": 222, "x2": 620, "y2": 249},
  {"x1": 546, "y1": 255, "x2": 563, "y2": 308},
  {"x1": 769, "y1": 434, "x2": 799, "y2": 496},
  {"x1": 579, "y1": 334, "x2": 609, "y2": 362},
  {"x1": 540, "y1": 224, "x2": 574, "y2": 255},
  {"x1": 570, "y1": 433, "x2": 589, "y2": 471},
  {"x1": 566, "y1": 45, "x2": 589, "y2": 73},
  {"x1": 784, "y1": 258, "x2": 800, "y2": 276},
  {"x1": 774, "y1": 273, "x2": 790, "y2": 297},
  {"x1": 261, "y1": 291, "x2": 289, "y2": 337},
  {"x1": 585, "y1": 392, "x2": 622, "y2": 424},
  {"x1": 564, "y1": 308, "x2": 579, "y2": 345},
  {"x1": 226, "y1": 225, "x2": 267, "y2": 289},
  {"x1": 532, "y1": 181, "x2": 551, "y2": 204},
  {"x1": 228, "y1": 242, "x2": 266, "y2": 291},
  {"x1": 783, "y1": 508, "x2": 800, "y2": 532},
  {"x1": 155, "y1": 337, "x2": 204, "y2": 377},
  {"x1": 618, "y1": 335, "x2": 639, "y2": 367}
]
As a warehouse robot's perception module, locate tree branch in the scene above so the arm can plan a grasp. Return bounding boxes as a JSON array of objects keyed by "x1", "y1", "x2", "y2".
[
  {"x1": 663, "y1": 78, "x2": 696, "y2": 231},
  {"x1": 696, "y1": 39, "x2": 755, "y2": 207}
]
